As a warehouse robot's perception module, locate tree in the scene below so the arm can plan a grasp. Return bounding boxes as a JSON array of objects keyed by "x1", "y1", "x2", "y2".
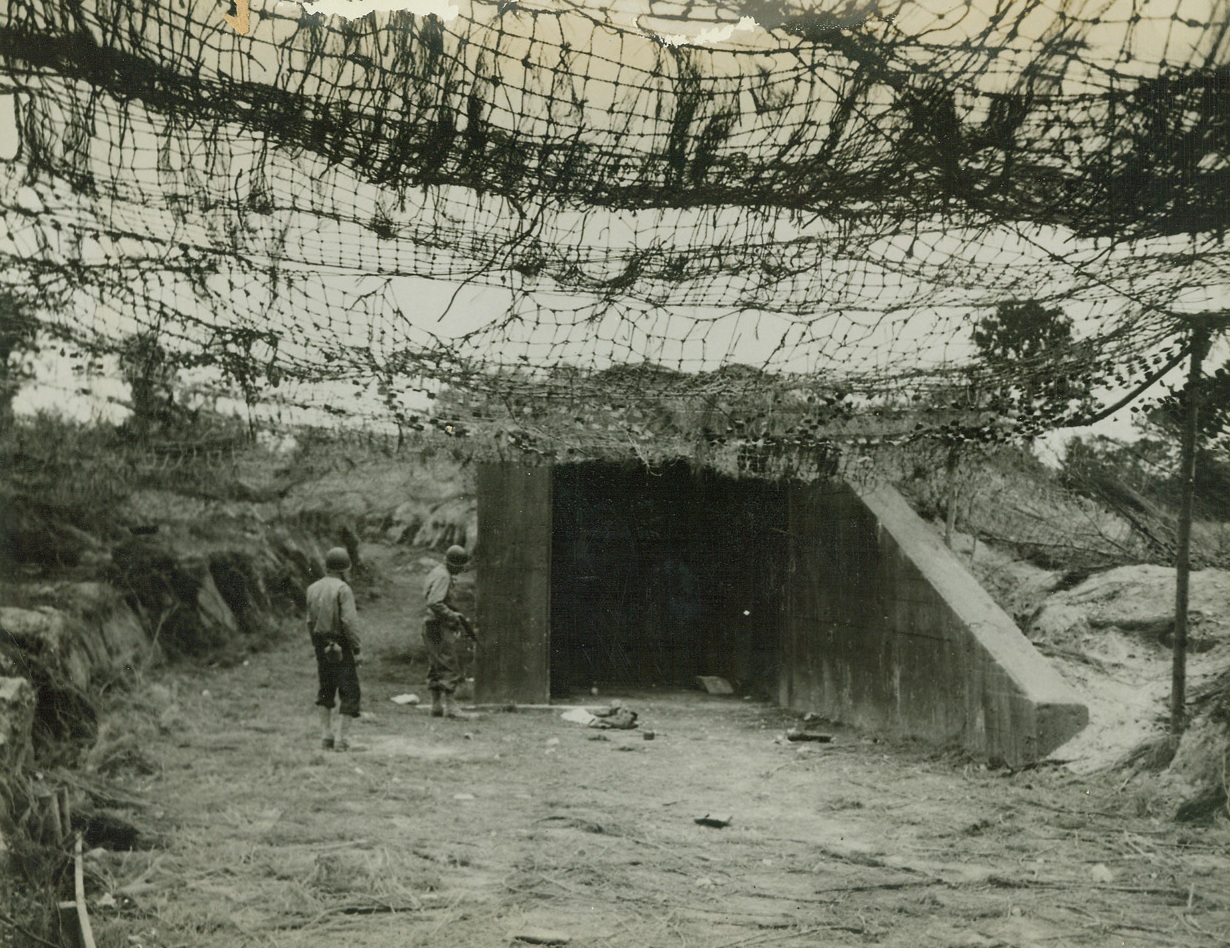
[
  {"x1": 0, "y1": 289, "x2": 39, "y2": 426},
  {"x1": 1145, "y1": 358, "x2": 1230, "y2": 453},
  {"x1": 973, "y1": 300, "x2": 1075, "y2": 364},
  {"x1": 924, "y1": 300, "x2": 1088, "y2": 549},
  {"x1": 119, "y1": 330, "x2": 180, "y2": 440},
  {"x1": 1065, "y1": 358, "x2": 1230, "y2": 527},
  {"x1": 195, "y1": 326, "x2": 282, "y2": 442},
  {"x1": 972, "y1": 299, "x2": 1086, "y2": 424}
]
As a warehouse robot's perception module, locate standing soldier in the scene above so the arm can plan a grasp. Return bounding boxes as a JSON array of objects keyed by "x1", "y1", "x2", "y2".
[
  {"x1": 307, "y1": 547, "x2": 363, "y2": 750},
  {"x1": 423, "y1": 544, "x2": 478, "y2": 718}
]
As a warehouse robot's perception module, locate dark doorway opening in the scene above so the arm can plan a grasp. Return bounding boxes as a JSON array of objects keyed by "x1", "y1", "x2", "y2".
[{"x1": 550, "y1": 461, "x2": 788, "y2": 696}]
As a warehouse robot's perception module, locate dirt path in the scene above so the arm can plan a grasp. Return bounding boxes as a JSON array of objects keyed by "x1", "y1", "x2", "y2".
[{"x1": 88, "y1": 544, "x2": 1230, "y2": 948}]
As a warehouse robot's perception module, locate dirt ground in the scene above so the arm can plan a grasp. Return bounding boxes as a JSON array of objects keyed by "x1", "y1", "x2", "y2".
[{"x1": 81, "y1": 542, "x2": 1230, "y2": 948}]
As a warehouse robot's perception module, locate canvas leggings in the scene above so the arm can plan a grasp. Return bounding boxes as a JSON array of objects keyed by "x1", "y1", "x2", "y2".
[{"x1": 423, "y1": 619, "x2": 463, "y2": 695}]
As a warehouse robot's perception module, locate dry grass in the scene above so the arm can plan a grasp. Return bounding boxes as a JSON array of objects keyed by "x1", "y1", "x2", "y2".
[{"x1": 71, "y1": 629, "x2": 1230, "y2": 948}]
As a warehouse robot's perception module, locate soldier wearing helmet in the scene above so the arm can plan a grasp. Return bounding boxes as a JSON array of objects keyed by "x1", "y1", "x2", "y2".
[
  {"x1": 306, "y1": 546, "x2": 363, "y2": 750},
  {"x1": 422, "y1": 544, "x2": 478, "y2": 718}
]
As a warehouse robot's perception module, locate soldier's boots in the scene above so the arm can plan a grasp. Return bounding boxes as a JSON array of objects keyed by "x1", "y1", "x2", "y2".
[
  {"x1": 430, "y1": 690, "x2": 444, "y2": 717},
  {"x1": 443, "y1": 693, "x2": 473, "y2": 719}
]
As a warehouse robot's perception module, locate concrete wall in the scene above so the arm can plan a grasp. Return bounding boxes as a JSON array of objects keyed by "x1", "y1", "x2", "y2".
[
  {"x1": 782, "y1": 480, "x2": 1087, "y2": 767},
  {"x1": 475, "y1": 463, "x2": 552, "y2": 705}
]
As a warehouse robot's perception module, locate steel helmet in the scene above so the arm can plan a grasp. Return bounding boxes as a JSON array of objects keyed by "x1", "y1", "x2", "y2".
[
  {"x1": 445, "y1": 545, "x2": 470, "y2": 567},
  {"x1": 325, "y1": 547, "x2": 352, "y2": 572}
]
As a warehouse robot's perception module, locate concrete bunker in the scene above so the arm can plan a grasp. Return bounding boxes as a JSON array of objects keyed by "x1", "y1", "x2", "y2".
[
  {"x1": 549, "y1": 461, "x2": 785, "y2": 696},
  {"x1": 474, "y1": 461, "x2": 1088, "y2": 766}
]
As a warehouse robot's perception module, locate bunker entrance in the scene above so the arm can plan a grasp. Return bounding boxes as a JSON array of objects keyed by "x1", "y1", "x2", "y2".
[{"x1": 549, "y1": 462, "x2": 787, "y2": 697}]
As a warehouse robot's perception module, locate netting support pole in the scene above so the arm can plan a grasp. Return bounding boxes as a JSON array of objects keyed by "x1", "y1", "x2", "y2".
[
  {"x1": 944, "y1": 442, "x2": 960, "y2": 549},
  {"x1": 1170, "y1": 321, "x2": 1213, "y2": 741}
]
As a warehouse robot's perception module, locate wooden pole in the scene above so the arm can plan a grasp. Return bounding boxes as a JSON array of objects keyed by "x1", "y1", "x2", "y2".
[
  {"x1": 944, "y1": 442, "x2": 960, "y2": 549},
  {"x1": 73, "y1": 834, "x2": 97, "y2": 948},
  {"x1": 1171, "y1": 324, "x2": 1211, "y2": 741}
]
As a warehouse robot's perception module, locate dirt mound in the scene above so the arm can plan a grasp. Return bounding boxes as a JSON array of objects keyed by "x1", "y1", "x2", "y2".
[
  {"x1": 2, "y1": 585, "x2": 145, "y2": 689},
  {"x1": 280, "y1": 451, "x2": 468, "y2": 537},
  {"x1": 1002, "y1": 562, "x2": 1230, "y2": 818},
  {"x1": 362, "y1": 495, "x2": 477, "y2": 555},
  {"x1": 1132, "y1": 665, "x2": 1230, "y2": 822},
  {"x1": 412, "y1": 496, "x2": 477, "y2": 552},
  {"x1": 951, "y1": 529, "x2": 1070, "y2": 626},
  {"x1": 382, "y1": 500, "x2": 426, "y2": 544},
  {"x1": 109, "y1": 526, "x2": 324, "y2": 657},
  {"x1": 1029, "y1": 565, "x2": 1230, "y2": 652},
  {"x1": 0, "y1": 518, "x2": 332, "y2": 816},
  {"x1": 0, "y1": 582, "x2": 153, "y2": 760},
  {"x1": 1, "y1": 503, "x2": 111, "y2": 572},
  {"x1": 944, "y1": 535, "x2": 1230, "y2": 792}
]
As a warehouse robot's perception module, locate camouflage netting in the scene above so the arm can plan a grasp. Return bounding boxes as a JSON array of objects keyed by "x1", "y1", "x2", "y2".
[{"x1": 0, "y1": 0, "x2": 1227, "y2": 474}]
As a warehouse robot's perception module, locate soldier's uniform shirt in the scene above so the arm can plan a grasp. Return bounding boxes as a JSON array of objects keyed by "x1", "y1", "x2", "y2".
[
  {"x1": 305, "y1": 574, "x2": 361, "y2": 716},
  {"x1": 423, "y1": 563, "x2": 468, "y2": 695}
]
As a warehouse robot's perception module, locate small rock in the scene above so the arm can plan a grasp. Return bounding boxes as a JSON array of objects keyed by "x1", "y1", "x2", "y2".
[
  {"x1": 157, "y1": 704, "x2": 182, "y2": 732},
  {"x1": 453, "y1": 793, "x2": 475, "y2": 801},
  {"x1": 545, "y1": 737, "x2": 561, "y2": 747},
  {"x1": 1090, "y1": 863, "x2": 1114, "y2": 883}
]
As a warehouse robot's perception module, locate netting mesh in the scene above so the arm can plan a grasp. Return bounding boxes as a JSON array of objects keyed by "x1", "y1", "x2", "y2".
[{"x1": 1, "y1": 0, "x2": 1227, "y2": 468}]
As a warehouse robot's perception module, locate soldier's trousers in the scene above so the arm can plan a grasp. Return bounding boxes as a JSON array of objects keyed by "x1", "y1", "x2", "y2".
[{"x1": 423, "y1": 620, "x2": 463, "y2": 695}]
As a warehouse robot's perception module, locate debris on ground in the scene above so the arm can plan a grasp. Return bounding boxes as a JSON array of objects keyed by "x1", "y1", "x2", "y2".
[
  {"x1": 591, "y1": 705, "x2": 638, "y2": 729},
  {"x1": 694, "y1": 814, "x2": 732, "y2": 828},
  {"x1": 389, "y1": 693, "x2": 420, "y2": 705},
  {"x1": 512, "y1": 928, "x2": 572, "y2": 945},
  {"x1": 560, "y1": 702, "x2": 640, "y2": 730},
  {"x1": 784, "y1": 729, "x2": 833, "y2": 743},
  {"x1": 696, "y1": 675, "x2": 734, "y2": 694}
]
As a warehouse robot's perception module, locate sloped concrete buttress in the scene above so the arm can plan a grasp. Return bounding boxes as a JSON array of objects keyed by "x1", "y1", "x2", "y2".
[{"x1": 783, "y1": 479, "x2": 1087, "y2": 766}]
